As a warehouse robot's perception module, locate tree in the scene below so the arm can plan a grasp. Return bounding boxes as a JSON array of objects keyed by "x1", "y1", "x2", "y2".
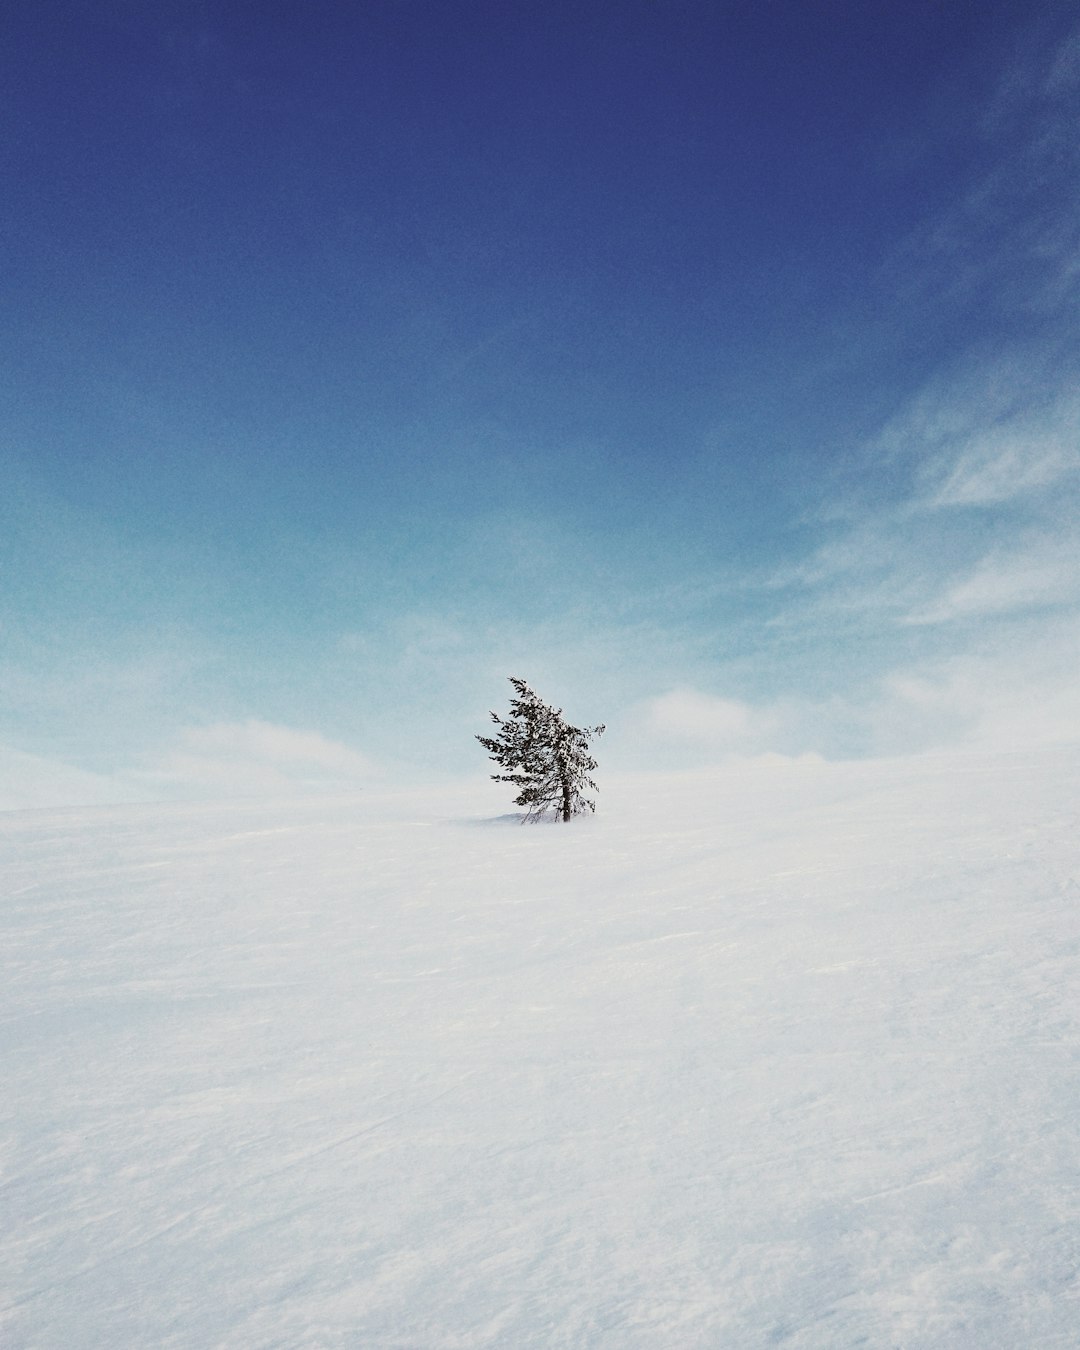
[{"x1": 477, "y1": 677, "x2": 605, "y2": 822}]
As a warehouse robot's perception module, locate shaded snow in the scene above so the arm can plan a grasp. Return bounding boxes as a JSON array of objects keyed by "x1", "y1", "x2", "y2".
[{"x1": 2, "y1": 748, "x2": 1079, "y2": 1347}]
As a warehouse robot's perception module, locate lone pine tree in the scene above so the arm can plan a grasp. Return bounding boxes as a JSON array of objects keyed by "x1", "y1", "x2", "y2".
[{"x1": 477, "y1": 677, "x2": 605, "y2": 822}]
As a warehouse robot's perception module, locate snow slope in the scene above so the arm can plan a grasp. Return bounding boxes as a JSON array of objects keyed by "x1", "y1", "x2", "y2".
[{"x1": 2, "y1": 747, "x2": 1079, "y2": 1348}]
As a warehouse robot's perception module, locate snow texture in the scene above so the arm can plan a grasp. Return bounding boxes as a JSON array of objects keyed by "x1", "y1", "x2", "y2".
[{"x1": 2, "y1": 747, "x2": 1079, "y2": 1347}]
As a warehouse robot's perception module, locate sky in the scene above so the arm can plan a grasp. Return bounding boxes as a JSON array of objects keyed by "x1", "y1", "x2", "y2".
[{"x1": 2, "y1": 0, "x2": 1079, "y2": 808}]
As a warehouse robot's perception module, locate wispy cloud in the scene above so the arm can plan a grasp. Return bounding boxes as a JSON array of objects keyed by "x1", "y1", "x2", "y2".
[
  {"x1": 785, "y1": 359, "x2": 1080, "y2": 628},
  {"x1": 880, "y1": 18, "x2": 1080, "y2": 325},
  {"x1": 880, "y1": 370, "x2": 1080, "y2": 511},
  {"x1": 922, "y1": 418, "x2": 1080, "y2": 508},
  {"x1": 778, "y1": 14, "x2": 1080, "y2": 673},
  {"x1": 903, "y1": 535, "x2": 1080, "y2": 625},
  {"x1": 762, "y1": 357, "x2": 1080, "y2": 755}
]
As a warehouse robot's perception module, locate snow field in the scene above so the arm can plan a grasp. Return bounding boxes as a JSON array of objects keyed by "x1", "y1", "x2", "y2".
[{"x1": 2, "y1": 747, "x2": 1079, "y2": 1346}]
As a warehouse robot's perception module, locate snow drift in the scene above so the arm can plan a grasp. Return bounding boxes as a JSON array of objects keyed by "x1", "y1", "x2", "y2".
[{"x1": 3, "y1": 746, "x2": 1079, "y2": 1347}]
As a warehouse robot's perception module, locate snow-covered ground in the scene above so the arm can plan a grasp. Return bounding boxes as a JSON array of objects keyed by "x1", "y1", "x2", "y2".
[{"x1": 2, "y1": 746, "x2": 1079, "y2": 1348}]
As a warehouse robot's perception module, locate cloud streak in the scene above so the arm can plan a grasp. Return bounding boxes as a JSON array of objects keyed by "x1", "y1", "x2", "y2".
[{"x1": 682, "y1": 19, "x2": 1080, "y2": 769}]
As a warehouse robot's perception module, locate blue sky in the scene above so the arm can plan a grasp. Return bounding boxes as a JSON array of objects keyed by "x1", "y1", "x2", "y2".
[{"x1": 3, "y1": 0, "x2": 1079, "y2": 808}]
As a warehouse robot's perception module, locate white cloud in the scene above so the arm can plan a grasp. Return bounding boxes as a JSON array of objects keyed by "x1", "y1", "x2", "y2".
[
  {"x1": 0, "y1": 717, "x2": 378, "y2": 812},
  {"x1": 645, "y1": 689, "x2": 769, "y2": 744},
  {"x1": 875, "y1": 621, "x2": 1080, "y2": 753},
  {"x1": 0, "y1": 744, "x2": 140, "y2": 813},
  {"x1": 630, "y1": 602, "x2": 1080, "y2": 768},
  {"x1": 634, "y1": 682, "x2": 974, "y2": 765},
  {"x1": 136, "y1": 721, "x2": 375, "y2": 799},
  {"x1": 632, "y1": 689, "x2": 789, "y2": 766}
]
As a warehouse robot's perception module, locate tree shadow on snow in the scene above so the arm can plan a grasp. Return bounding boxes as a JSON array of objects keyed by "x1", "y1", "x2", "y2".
[
  {"x1": 453, "y1": 812, "x2": 596, "y2": 827},
  {"x1": 453, "y1": 813, "x2": 528, "y2": 826}
]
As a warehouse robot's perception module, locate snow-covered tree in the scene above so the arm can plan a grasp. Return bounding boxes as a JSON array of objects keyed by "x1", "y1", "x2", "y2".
[{"x1": 477, "y1": 677, "x2": 605, "y2": 822}]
